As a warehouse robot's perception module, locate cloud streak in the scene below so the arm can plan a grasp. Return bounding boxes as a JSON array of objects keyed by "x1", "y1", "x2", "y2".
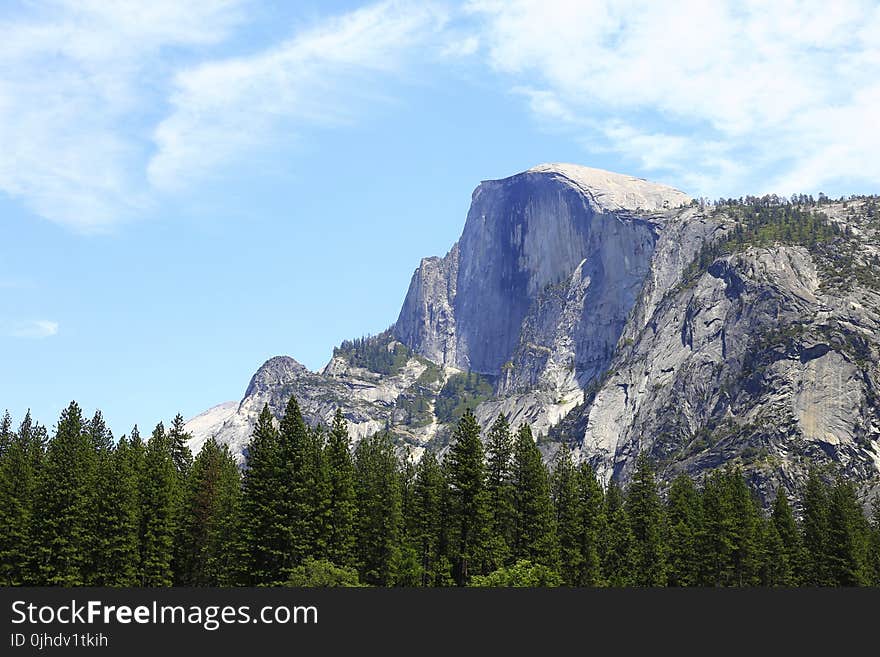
[
  {"x1": 2, "y1": 319, "x2": 59, "y2": 339},
  {"x1": 468, "y1": 0, "x2": 880, "y2": 196}
]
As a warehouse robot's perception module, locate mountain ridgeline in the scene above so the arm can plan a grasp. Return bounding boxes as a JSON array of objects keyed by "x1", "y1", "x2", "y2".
[{"x1": 187, "y1": 163, "x2": 880, "y2": 504}]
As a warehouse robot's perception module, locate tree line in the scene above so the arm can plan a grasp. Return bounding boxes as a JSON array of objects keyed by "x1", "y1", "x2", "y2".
[{"x1": 1, "y1": 399, "x2": 878, "y2": 587}]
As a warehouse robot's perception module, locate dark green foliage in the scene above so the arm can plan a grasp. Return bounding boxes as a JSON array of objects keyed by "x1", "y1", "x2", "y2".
[
  {"x1": 168, "y1": 413, "x2": 194, "y2": 478},
  {"x1": 551, "y1": 446, "x2": 584, "y2": 586},
  {"x1": 434, "y1": 371, "x2": 494, "y2": 424},
  {"x1": 445, "y1": 409, "x2": 491, "y2": 585},
  {"x1": 602, "y1": 481, "x2": 633, "y2": 586},
  {"x1": 324, "y1": 410, "x2": 357, "y2": 568},
  {"x1": 626, "y1": 454, "x2": 667, "y2": 586},
  {"x1": 576, "y1": 463, "x2": 604, "y2": 586},
  {"x1": 240, "y1": 404, "x2": 289, "y2": 585},
  {"x1": 285, "y1": 558, "x2": 361, "y2": 587},
  {"x1": 139, "y1": 422, "x2": 181, "y2": 586},
  {"x1": 0, "y1": 411, "x2": 43, "y2": 585},
  {"x1": 1, "y1": 403, "x2": 878, "y2": 588},
  {"x1": 511, "y1": 425, "x2": 558, "y2": 571},
  {"x1": 409, "y1": 452, "x2": 450, "y2": 586},
  {"x1": 484, "y1": 414, "x2": 515, "y2": 569},
  {"x1": 354, "y1": 431, "x2": 402, "y2": 586},
  {"x1": 333, "y1": 330, "x2": 412, "y2": 376},
  {"x1": 32, "y1": 402, "x2": 96, "y2": 585},
  {"x1": 471, "y1": 559, "x2": 562, "y2": 587},
  {"x1": 179, "y1": 437, "x2": 241, "y2": 586}
]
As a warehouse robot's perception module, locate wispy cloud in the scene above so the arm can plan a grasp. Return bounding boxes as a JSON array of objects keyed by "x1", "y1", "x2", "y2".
[
  {"x1": 0, "y1": 0, "x2": 247, "y2": 232},
  {"x1": 148, "y1": 1, "x2": 447, "y2": 191},
  {"x1": 2, "y1": 319, "x2": 59, "y2": 339},
  {"x1": 467, "y1": 0, "x2": 880, "y2": 196}
]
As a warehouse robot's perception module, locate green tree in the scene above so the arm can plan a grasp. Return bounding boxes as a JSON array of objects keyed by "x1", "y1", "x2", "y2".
[
  {"x1": 801, "y1": 469, "x2": 832, "y2": 586},
  {"x1": 446, "y1": 409, "x2": 491, "y2": 585},
  {"x1": 410, "y1": 452, "x2": 450, "y2": 586},
  {"x1": 471, "y1": 559, "x2": 562, "y2": 587},
  {"x1": 770, "y1": 488, "x2": 801, "y2": 586},
  {"x1": 826, "y1": 478, "x2": 870, "y2": 586},
  {"x1": 167, "y1": 413, "x2": 194, "y2": 478},
  {"x1": 484, "y1": 414, "x2": 515, "y2": 569},
  {"x1": 139, "y1": 422, "x2": 181, "y2": 586},
  {"x1": 625, "y1": 454, "x2": 666, "y2": 586},
  {"x1": 240, "y1": 404, "x2": 289, "y2": 585},
  {"x1": 32, "y1": 402, "x2": 96, "y2": 585},
  {"x1": 0, "y1": 411, "x2": 44, "y2": 585},
  {"x1": 665, "y1": 473, "x2": 702, "y2": 587},
  {"x1": 602, "y1": 480, "x2": 633, "y2": 586},
  {"x1": 354, "y1": 431, "x2": 402, "y2": 586},
  {"x1": 324, "y1": 409, "x2": 357, "y2": 568},
  {"x1": 285, "y1": 558, "x2": 361, "y2": 587},
  {"x1": 551, "y1": 446, "x2": 584, "y2": 586},
  {"x1": 577, "y1": 463, "x2": 605, "y2": 586},
  {"x1": 179, "y1": 437, "x2": 242, "y2": 585},
  {"x1": 511, "y1": 424, "x2": 558, "y2": 572}
]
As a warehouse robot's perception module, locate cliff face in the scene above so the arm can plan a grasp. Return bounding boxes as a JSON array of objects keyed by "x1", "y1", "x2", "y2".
[{"x1": 186, "y1": 163, "x2": 880, "y2": 501}]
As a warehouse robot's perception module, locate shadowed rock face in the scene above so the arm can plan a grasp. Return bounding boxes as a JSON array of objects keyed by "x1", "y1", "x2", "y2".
[{"x1": 394, "y1": 165, "x2": 689, "y2": 382}]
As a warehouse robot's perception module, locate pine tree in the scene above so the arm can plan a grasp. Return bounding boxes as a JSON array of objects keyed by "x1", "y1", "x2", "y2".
[
  {"x1": 411, "y1": 452, "x2": 449, "y2": 586},
  {"x1": 760, "y1": 516, "x2": 789, "y2": 586},
  {"x1": 727, "y1": 470, "x2": 763, "y2": 586},
  {"x1": 354, "y1": 431, "x2": 402, "y2": 586},
  {"x1": 868, "y1": 496, "x2": 880, "y2": 586},
  {"x1": 240, "y1": 404, "x2": 289, "y2": 585},
  {"x1": 324, "y1": 409, "x2": 357, "y2": 568},
  {"x1": 139, "y1": 422, "x2": 180, "y2": 586},
  {"x1": 511, "y1": 424, "x2": 558, "y2": 572},
  {"x1": 602, "y1": 480, "x2": 633, "y2": 586},
  {"x1": 577, "y1": 462, "x2": 605, "y2": 586},
  {"x1": 826, "y1": 478, "x2": 870, "y2": 586},
  {"x1": 179, "y1": 437, "x2": 241, "y2": 585},
  {"x1": 626, "y1": 454, "x2": 666, "y2": 586},
  {"x1": 802, "y1": 469, "x2": 832, "y2": 586},
  {"x1": 0, "y1": 410, "x2": 12, "y2": 456},
  {"x1": 446, "y1": 409, "x2": 491, "y2": 585},
  {"x1": 167, "y1": 413, "x2": 194, "y2": 478},
  {"x1": 86, "y1": 410, "x2": 115, "y2": 585},
  {"x1": 665, "y1": 473, "x2": 702, "y2": 587},
  {"x1": 32, "y1": 402, "x2": 96, "y2": 585},
  {"x1": 551, "y1": 446, "x2": 584, "y2": 586},
  {"x1": 484, "y1": 414, "x2": 515, "y2": 569},
  {"x1": 771, "y1": 488, "x2": 801, "y2": 585},
  {"x1": 0, "y1": 411, "x2": 43, "y2": 585},
  {"x1": 91, "y1": 435, "x2": 141, "y2": 586}
]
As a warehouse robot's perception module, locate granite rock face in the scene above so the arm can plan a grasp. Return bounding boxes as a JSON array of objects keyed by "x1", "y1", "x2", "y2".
[{"x1": 187, "y1": 164, "x2": 880, "y2": 501}]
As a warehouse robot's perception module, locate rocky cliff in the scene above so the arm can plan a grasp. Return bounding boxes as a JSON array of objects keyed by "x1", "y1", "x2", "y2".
[{"x1": 186, "y1": 164, "x2": 880, "y2": 501}]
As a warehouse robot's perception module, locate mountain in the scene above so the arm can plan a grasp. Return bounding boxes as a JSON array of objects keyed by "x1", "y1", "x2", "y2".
[{"x1": 186, "y1": 163, "x2": 880, "y2": 501}]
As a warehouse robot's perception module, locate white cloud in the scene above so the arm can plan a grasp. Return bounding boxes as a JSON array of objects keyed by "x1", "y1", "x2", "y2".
[
  {"x1": 468, "y1": 0, "x2": 880, "y2": 196},
  {"x1": 2, "y1": 320, "x2": 59, "y2": 339},
  {"x1": 148, "y1": 1, "x2": 447, "y2": 191},
  {"x1": 0, "y1": 0, "x2": 246, "y2": 232}
]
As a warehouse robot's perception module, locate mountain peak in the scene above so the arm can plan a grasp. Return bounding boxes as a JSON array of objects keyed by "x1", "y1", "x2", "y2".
[{"x1": 523, "y1": 162, "x2": 691, "y2": 212}]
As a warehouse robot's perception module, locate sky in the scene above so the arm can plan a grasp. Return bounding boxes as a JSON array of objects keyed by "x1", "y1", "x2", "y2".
[{"x1": 2, "y1": 0, "x2": 880, "y2": 436}]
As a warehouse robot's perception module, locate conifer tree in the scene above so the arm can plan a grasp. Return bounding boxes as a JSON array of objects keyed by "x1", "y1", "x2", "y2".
[
  {"x1": 446, "y1": 409, "x2": 491, "y2": 584},
  {"x1": 826, "y1": 478, "x2": 870, "y2": 586},
  {"x1": 324, "y1": 409, "x2": 357, "y2": 568},
  {"x1": 602, "y1": 480, "x2": 633, "y2": 586},
  {"x1": 626, "y1": 454, "x2": 667, "y2": 586},
  {"x1": 0, "y1": 411, "x2": 43, "y2": 585},
  {"x1": 665, "y1": 473, "x2": 702, "y2": 587},
  {"x1": 484, "y1": 414, "x2": 515, "y2": 568},
  {"x1": 551, "y1": 446, "x2": 584, "y2": 586},
  {"x1": 279, "y1": 396, "x2": 321, "y2": 564},
  {"x1": 32, "y1": 402, "x2": 96, "y2": 585},
  {"x1": 354, "y1": 431, "x2": 402, "y2": 586},
  {"x1": 577, "y1": 462, "x2": 605, "y2": 586},
  {"x1": 802, "y1": 469, "x2": 832, "y2": 586},
  {"x1": 139, "y1": 422, "x2": 180, "y2": 586},
  {"x1": 179, "y1": 437, "x2": 242, "y2": 585},
  {"x1": 89, "y1": 435, "x2": 141, "y2": 586},
  {"x1": 168, "y1": 413, "x2": 194, "y2": 478},
  {"x1": 727, "y1": 470, "x2": 763, "y2": 586},
  {"x1": 0, "y1": 410, "x2": 12, "y2": 456},
  {"x1": 240, "y1": 404, "x2": 288, "y2": 585},
  {"x1": 511, "y1": 424, "x2": 559, "y2": 572},
  {"x1": 411, "y1": 452, "x2": 449, "y2": 586},
  {"x1": 771, "y1": 488, "x2": 801, "y2": 585}
]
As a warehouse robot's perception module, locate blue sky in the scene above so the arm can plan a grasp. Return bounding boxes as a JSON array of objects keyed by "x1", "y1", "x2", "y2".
[{"x1": 2, "y1": 0, "x2": 879, "y2": 435}]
